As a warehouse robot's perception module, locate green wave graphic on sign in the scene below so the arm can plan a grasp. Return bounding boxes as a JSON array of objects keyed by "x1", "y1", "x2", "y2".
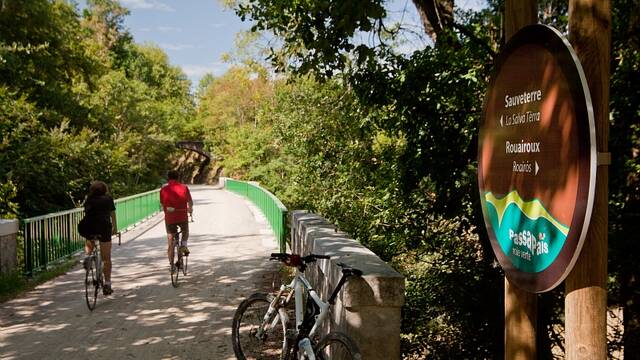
[{"x1": 484, "y1": 191, "x2": 569, "y2": 272}]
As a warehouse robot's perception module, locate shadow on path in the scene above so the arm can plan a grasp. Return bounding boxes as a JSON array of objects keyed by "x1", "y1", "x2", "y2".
[{"x1": 0, "y1": 187, "x2": 281, "y2": 360}]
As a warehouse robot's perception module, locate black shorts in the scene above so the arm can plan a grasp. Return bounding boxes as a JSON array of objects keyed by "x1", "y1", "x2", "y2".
[
  {"x1": 166, "y1": 222, "x2": 189, "y2": 238},
  {"x1": 86, "y1": 231, "x2": 112, "y2": 243}
]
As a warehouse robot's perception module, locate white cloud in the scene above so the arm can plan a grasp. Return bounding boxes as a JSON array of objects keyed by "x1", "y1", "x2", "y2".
[
  {"x1": 210, "y1": 23, "x2": 226, "y2": 29},
  {"x1": 120, "y1": 0, "x2": 175, "y2": 12},
  {"x1": 160, "y1": 43, "x2": 198, "y2": 51},
  {"x1": 181, "y1": 63, "x2": 228, "y2": 77}
]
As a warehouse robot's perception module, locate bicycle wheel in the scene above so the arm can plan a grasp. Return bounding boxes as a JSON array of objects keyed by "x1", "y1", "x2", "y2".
[
  {"x1": 314, "y1": 332, "x2": 362, "y2": 360},
  {"x1": 171, "y1": 250, "x2": 180, "y2": 288},
  {"x1": 232, "y1": 293, "x2": 288, "y2": 360},
  {"x1": 85, "y1": 256, "x2": 99, "y2": 311},
  {"x1": 182, "y1": 253, "x2": 188, "y2": 276}
]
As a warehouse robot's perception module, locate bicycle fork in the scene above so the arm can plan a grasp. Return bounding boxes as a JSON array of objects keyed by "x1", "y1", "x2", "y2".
[{"x1": 256, "y1": 285, "x2": 291, "y2": 339}]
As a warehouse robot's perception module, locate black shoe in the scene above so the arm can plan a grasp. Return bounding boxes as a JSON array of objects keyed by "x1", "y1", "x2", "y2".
[
  {"x1": 103, "y1": 285, "x2": 113, "y2": 296},
  {"x1": 179, "y1": 246, "x2": 190, "y2": 256}
]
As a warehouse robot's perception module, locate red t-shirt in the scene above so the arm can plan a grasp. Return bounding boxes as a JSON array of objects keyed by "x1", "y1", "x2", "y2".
[{"x1": 160, "y1": 180, "x2": 192, "y2": 224}]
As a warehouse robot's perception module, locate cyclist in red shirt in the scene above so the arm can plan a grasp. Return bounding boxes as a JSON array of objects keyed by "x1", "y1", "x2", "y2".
[{"x1": 160, "y1": 170, "x2": 193, "y2": 272}]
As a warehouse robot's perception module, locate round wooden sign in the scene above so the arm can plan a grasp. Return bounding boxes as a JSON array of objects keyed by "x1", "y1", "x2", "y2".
[{"x1": 478, "y1": 24, "x2": 596, "y2": 293}]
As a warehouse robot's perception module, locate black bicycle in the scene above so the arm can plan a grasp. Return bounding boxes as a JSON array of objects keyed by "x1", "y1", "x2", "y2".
[
  {"x1": 170, "y1": 228, "x2": 189, "y2": 287},
  {"x1": 84, "y1": 237, "x2": 103, "y2": 310}
]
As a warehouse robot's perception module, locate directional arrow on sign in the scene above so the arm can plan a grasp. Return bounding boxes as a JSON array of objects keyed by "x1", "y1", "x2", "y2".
[{"x1": 535, "y1": 161, "x2": 540, "y2": 175}]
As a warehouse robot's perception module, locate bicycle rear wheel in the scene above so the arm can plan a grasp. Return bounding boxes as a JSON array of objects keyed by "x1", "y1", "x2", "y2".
[
  {"x1": 232, "y1": 293, "x2": 288, "y2": 360},
  {"x1": 171, "y1": 252, "x2": 180, "y2": 287},
  {"x1": 314, "y1": 332, "x2": 362, "y2": 360},
  {"x1": 85, "y1": 256, "x2": 99, "y2": 311}
]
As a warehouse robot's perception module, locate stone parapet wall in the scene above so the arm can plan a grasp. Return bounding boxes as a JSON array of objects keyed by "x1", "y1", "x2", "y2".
[
  {"x1": 0, "y1": 219, "x2": 19, "y2": 274},
  {"x1": 290, "y1": 210, "x2": 404, "y2": 360}
]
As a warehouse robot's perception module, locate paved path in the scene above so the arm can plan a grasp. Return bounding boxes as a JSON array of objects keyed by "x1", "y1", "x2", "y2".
[{"x1": 0, "y1": 186, "x2": 281, "y2": 360}]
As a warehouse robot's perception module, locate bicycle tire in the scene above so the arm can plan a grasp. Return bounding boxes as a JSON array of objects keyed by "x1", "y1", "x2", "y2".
[
  {"x1": 314, "y1": 332, "x2": 362, "y2": 360},
  {"x1": 232, "y1": 293, "x2": 288, "y2": 360},
  {"x1": 171, "y1": 252, "x2": 180, "y2": 288},
  {"x1": 182, "y1": 253, "x2": 188, "y2": 276},
  {"x1": 85, "y1": 256, "x2": 99, "y2": 311}
]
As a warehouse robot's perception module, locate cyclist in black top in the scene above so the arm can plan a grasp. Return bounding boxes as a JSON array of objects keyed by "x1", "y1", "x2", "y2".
[{"x1": 83, "y1": 181, "x2": 117, "y2": 295}]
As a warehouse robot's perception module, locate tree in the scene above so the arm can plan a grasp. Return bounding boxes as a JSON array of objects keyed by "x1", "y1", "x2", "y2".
[
  {"x1": 229, "y1": 0, "x2": 640, "y2": 357},
  {"x1": 0, "y1": 0, "x2": 196, "y2": 216}
]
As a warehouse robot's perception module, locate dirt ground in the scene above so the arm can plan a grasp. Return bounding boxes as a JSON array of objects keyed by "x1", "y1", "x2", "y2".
[{"x1": 0, "y1": 186, "x2": 281, "y2": 360}]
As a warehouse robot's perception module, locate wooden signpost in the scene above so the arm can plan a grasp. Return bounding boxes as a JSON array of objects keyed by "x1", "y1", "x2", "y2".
[
  {"x1": 565, "y1": 1, "x2": 610, "y2": 358},
  {"x1": 478, "y1": 1, "x2": 610, "y2": 358},
  {"x1": 503, "y1": 4, "x2": 538, "y2": 359}
]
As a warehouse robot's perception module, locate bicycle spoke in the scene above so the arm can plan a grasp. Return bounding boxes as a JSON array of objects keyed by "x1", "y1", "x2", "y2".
[
  {"x1": 232, "y1": 294, "x2": 287, "y2": 360},
  {"x1": 314, "y1": 332, "x2": 361, "y2": 360},
  {"x1": 171, "y1": 250, "x2": 180, "y2": 287},
  {"x1": 182, "y1": 254, "x2": 188, "y2": 276},
  {"x1": 85, "y1": 257, "x2": 98, "y2": 311}
]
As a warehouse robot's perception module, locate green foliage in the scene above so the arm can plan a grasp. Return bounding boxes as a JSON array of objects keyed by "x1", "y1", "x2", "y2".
[
  {"x1": 236, "y1": 0, "x2": 387, "y2": 77},
  {"x1": 608, "y1": 0, "x2": 640, "y2": 354},
  {"x1": 0, "y1": 181, "x2": 19, "y2": 218},
  {"x1": 225, "y1": 0, "x2": 640, "y2": 357},
  {"x1": 0, "y1": 1, "x2": 195, "y2": 217}
]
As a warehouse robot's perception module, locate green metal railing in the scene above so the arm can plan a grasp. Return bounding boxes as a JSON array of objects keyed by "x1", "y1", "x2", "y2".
[
  {"x1": 21, "y1": 189, "x2": 161, "y2": 275},
  {"x1": 114, "y1": 189, "x2": 161, "y2": 231},
  {"x1": 226, "y1": 179, "x2": 288, "y2": 252}
]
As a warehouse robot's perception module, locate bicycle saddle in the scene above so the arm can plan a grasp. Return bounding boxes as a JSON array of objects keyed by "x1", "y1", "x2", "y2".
[{"x1": 337, "y1": 262, "x2": 363, "y2": 277}]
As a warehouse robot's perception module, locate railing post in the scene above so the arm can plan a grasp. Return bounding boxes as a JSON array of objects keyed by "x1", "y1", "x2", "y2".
[
  {"x1": 24, "y1": 222, "x2": 33, "y2": 276},
  {"x1": 40, "y1": 219, "x2": 47, "y2": 271}
]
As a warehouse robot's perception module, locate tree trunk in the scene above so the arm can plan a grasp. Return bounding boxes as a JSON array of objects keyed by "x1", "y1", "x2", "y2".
[{"x1": 411, "y1": 0, "x2": 454, "y2": 42}]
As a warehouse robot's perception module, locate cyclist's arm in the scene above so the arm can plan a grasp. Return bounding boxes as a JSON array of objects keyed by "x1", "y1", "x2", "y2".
[
  {"x1": 110, "y1": 211, "x2": 117, "y2": 233},
  {"x1": 186, "y1": 187, "x2": 193, "y2": 214}
]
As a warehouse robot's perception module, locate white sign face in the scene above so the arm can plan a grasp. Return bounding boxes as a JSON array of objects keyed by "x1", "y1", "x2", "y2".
[{"x1": 478, "y1": 24, "x2": 596, "y2": 293}]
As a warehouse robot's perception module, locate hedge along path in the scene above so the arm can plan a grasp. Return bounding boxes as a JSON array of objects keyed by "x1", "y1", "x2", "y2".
[{"x1": 0, "y1": 185, "x2": 280, "y2": 360}]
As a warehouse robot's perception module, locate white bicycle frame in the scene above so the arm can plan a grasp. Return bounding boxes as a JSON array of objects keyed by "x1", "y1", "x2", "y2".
[{"x1": 261, "y1": 269, "x2": 330, "y2": 360}]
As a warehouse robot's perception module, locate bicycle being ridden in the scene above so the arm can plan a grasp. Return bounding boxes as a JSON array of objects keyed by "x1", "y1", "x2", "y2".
[
  {"x1": 169, "y1": 214, "x2": 192, "y2": 287},
  {"x1": 160, "y1": 170, "x2": 193, "y2": 283},
  {"x1": 79, "y1": 180, "x2": 118, "y2": 310},
  {"x1": 232, "y1": 252, "x2": 363, "y2": 360},
  {"x1": 82, "y1": 232, "x2": 120, "y2": 311}
]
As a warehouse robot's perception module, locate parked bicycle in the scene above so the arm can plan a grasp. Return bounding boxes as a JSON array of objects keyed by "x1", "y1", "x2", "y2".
[
  {"x1": 232, "y1": 252, "x2": 363, "y2": 359},
  {"x1": 170, "y1": 227, "x2": 189, "y2": 287},
  {"x1": 83, "y1": 236, "x2": 103, "y2": 311}
]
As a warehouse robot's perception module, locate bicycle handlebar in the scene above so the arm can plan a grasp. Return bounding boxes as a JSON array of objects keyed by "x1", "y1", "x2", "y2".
[{"x1": 270, "y1": 253, "x2": 331, "y2": 270}]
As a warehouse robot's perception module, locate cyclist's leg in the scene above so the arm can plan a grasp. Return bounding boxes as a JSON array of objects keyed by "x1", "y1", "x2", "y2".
[
  {"x1": 99, "y1": 240, "x2": 112, "y2": 283},
  {"x1": 85, "y1": 239, "x2": 94, "y2": 256},
  {"x1": 166, "y1": 223, "x2": 178, "y2": 266},
  {"x1": 99, "y1": 235, "x2": 113, "y2": 295},
  {"x1": 178, "y1": 222, "x2": 189, "y2": 254},
  {"x1": 83, "y1": 239, "x2": 95, "y2": 269}
]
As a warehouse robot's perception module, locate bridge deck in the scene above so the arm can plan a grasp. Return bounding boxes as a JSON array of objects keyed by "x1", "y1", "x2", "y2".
[{"x1": 0, "y1": 186, "x2": 280, "y2": 359}]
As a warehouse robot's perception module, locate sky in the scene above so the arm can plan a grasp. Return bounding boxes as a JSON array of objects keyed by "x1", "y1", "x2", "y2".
[
  {"x1": 116, "y1": 0, "x2": 249, "y2": 89},
  {"x1": 112, "y1": 0, "x2": 487, "y2": 90}
]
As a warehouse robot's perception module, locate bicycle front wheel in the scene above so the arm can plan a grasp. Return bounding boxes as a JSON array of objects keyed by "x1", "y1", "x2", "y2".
[
  {"x1": 232, "y1": 293, "x2": 288, "y2": 360},
  {"x1": 85, "y1": 257, "x2": 99, "y2": 311},
  {"x1": 314, "y1": 332, "x2": 362, "y2": 360},
  {"x1": 182, "y1": 253, "x2": 188, "y2": 276}
]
